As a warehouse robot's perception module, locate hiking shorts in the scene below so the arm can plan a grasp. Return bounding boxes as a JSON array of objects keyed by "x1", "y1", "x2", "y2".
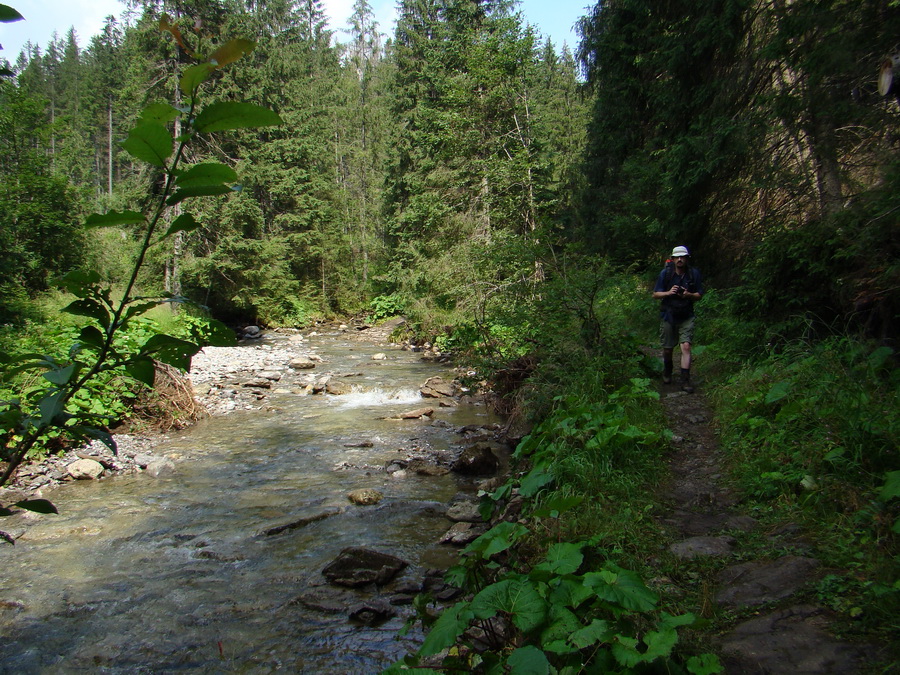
[{"x1": 660, "y1": 316, "x2": 695, "y2": 349}]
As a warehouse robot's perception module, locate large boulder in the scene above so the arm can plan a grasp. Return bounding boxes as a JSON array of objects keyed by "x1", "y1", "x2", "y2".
[{"x1": 322, "y1": 547, "x2": 408, "y2": 587}]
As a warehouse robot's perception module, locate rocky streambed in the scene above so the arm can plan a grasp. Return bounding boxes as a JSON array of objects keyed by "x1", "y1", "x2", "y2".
[{"x1": 0, "y1": 319, "x2": 520, "y2": 672}]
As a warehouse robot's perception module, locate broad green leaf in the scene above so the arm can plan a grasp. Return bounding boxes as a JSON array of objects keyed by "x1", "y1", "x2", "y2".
[
  {"x1": 120, "y1": 122, "x2": 173, "y2": 167},
  {"x1": 167, "y1": 184, "x2": 234, "y2": 206},
  {"x1": 764, "y1": 380, "x2": 791, "y2": 404},
  {"x1": 539, "y1": 605, "x2": 581, "y2": 654},
  {"x1": 194, "y1": 102, "x2": 283, "y2": 133},
  {"x1": 534, "y1": 542, "x2": 584, "y2": 576},
  {"x1": 78, "y1": 326, "x2": 107, "y2": 350},
  {"x1": 532, "y1": 494, "x2": 583, "y2": 518},
  {"x1": 471, "y1": 578, "x2": 547, "y2": 633},
  {"x1": 85, "y1": 210, "x2": 145, "y2": 228},
  {"x1": 465, "y1": 521, "x2": 529, "y2": 559},
  {"x1": 687, "y1": 653, "x2": 724, "y2": 675},
  {"x1": 180, "y1": 63, "x2": 214, "y2": 96},
  {"x1": 879, "y1": 471, "x2": 900, "y2": 501},
  {"x1": 140, "y1": 103, "x2": 179, "y2": 124},
  {"x1": 507, "y1": 646, "x2": 550, "y2": 675},
  {"x1": 62, "y1": 299, "x2": 110, "y2": 329},
  {"x1": 419, "y1": 602, "x2": 473, "y2": 657},
  {"x1": 0, "y1": 5, "x2": 24, "y2": 22},
  {"x1": 583, "y1": 564, "x2": 658, "y2": 612},
  {"x1": 42, "y1": 363, "x2": 80, "y2": 386},
  {"x1": 126, "y1": 357, "x2": 156, "y2": 387},
  {"x1": 176, "y1": 162, "x2": 238, "y2": 188},
  {"x1": 519, "y1": 466, "x2": 555, "y2": 497},
  {"x1": 14, "y1": 499, "x2": 58, "y2": 515},
  {"x1": 163, "y1": 213, "x2": 201, "y2": 238},
  {"x1": 139, "y1": 334, "x2": 201, "y2": 371},
  {"x1": 611, "y1": 634, "x2": 644, "y2": 668},
  {"x1": 38, "y1": 391, "x2": 67, "y2": 427},
  {"x1": 568, "y1": 619, "x2": 612, "y2": 649},
  {"x1": 207, "y1": 39, "x2": 256, "y2": 68},
  {"x1": 659, "y1": 612, "x2": 698, "y2": 629},
  {"x1": 548, "y1": 577, "x2": 593, "y2": 609},
  {"x1": 641, "y1": 627, "x2": 678, "y2": 661}
]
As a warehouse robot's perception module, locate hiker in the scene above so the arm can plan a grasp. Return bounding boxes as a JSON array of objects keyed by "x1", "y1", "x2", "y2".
[{"x1": 652, "y1": 245, "x2": 703, "y2": 393}]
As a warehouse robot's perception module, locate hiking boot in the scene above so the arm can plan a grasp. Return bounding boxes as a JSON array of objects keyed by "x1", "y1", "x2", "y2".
[
  {"x1": 662, "y1": 374, "x2": 672, "y2": 384},
  {"x1": 679, "y1": 370, "x2": 693, "y2": 393},
  {"x1": 681, "y1": 381, "x2": 694, "y2": 394}
]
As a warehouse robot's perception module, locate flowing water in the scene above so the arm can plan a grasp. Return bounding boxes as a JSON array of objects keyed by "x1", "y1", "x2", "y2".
[{"x1": 0, "y1": 332, "x2": 500, "y2": 673}]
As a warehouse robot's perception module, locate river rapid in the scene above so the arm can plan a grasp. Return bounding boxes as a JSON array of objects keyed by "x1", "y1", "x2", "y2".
[{"x1": 0, "y1": 327, "x2": 503, "y2": 673}]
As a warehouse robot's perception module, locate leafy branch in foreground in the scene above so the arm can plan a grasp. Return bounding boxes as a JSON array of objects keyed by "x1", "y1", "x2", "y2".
[{"x1": 0, "y1": 19, "x2": 282, "y2": 523}]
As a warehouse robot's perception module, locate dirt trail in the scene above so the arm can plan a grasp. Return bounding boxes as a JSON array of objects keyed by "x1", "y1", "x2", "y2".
[{"x1": 654, "y1": 371, "x2": 874, "y2": 673}]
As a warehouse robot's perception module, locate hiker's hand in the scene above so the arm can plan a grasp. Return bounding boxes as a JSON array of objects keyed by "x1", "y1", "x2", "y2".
[{"x1": 669, "y1": 285, "x2": 681, "y2": 295}]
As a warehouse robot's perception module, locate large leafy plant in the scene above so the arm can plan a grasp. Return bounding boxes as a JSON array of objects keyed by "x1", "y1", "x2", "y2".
[{"x1": 0, "y1": 18, "x2": 281, "y2": 523}]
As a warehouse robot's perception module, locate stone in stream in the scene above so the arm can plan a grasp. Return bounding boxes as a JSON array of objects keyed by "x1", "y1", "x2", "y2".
[
  {"x1": 420, "y1": 376, "x2": 455, "y2": 398},
  {"x1": 405, "y1": 459, "x2": 450, "y2": 476},
  {"x1": 325, "y1": 380, "x2": 352, "y2": 395},
  {"x1": 289, "y1": 356, "x2": 317, "y2": 370},
  {"x1": 395, "y1": 407, "x2": 434, "y2": 420},
  {"x1": 322, "y1": 546, "x2": 409, "y2": 588},
  {"x1": 347, "y1": 489, "x2": 383, "y2": 506}
]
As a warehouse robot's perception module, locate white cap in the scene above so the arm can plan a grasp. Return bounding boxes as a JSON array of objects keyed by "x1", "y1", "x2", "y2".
[{"x1": 671, "y1": 246, "x2": 690, "y2": 257}]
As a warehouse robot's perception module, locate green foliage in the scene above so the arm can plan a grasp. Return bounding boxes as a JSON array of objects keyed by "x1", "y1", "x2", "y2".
[
  {"x1": 389, "y1": 471, "x2": 720, "y2": 674},
  {"x1": 368, "y1": 294, "x2": 406, "y2": 322},
  {"x1": 0, "y1": 29, "x2": 280, "y2": 519},
  {"x1": 710, "y1": 336, "x2": 899, "y2": 635}
]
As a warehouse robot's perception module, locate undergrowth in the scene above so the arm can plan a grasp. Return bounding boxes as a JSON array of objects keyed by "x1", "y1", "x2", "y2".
[{"x1": 706, "y1": 330, "x2": 900, "y2": 650}]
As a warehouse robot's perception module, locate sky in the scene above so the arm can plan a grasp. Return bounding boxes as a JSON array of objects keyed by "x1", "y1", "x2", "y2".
[{"x1": 1, "y1": 0, "x2": 591, "y2": 61}]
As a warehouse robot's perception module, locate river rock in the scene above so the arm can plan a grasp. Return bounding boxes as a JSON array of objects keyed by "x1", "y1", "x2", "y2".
[
  {"x1": 349, "y1": 599, "x2": 395, "y2": 626},
  {"x1": 420, "y1": 376, "x2": 455, "y2": 398},
  {"x1": 446, "y1": 501, "x2": 484, "y2": 523},
  {"x1": 440, "y1": 522, "x2": 487, "y2": 545},
  {"x1": 371, "y1": 353, "x2": 387, "y2": 360},
  {"x1": 67, "y1": 458, "x2": 104, "y2": 480},
  {"x1": 397, "y1": 407, "x2": 434, "y2": 420},
  {"x1": 289, "y1": 356, "x2": 316, "y2": 370},
  {"x1": 326, "y1": 381, "x2": 352, "y2": 395},
  {"x1": 347, "y1": 489, "x2": 383, "y2": 506},
  {"x1": 406, "y1": 459, "x2": 449, "y2": 476},
  {"x1": 145, "y1": 457, "x2": 176, "y2": 477},
  {"x1": 322, "y1": 546, "x2": 408, "y2": 587},
  {"x1": 451, "y1": 443, "x2": 499, "y2": 475},
  {"x1": 257, "y1": 370, "x2": 283, "y2": 381},
  {"x1": 242, "y1": 378, "x2": 272, "y2": 389}
]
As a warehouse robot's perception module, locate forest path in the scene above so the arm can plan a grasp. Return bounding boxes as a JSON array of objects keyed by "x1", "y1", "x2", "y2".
[{"x1": 653, "y1": 368, "x2": 874, "y2": 673}]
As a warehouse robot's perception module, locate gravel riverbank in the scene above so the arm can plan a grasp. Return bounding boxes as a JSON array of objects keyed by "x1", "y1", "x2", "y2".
[{"x1": 0, "y1": 318, "x2": 464, "y2": 507}]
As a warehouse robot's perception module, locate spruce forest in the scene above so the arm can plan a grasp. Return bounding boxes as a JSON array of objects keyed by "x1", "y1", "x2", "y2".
[{"x1": 1, "y1": 0, "x2": 898, "y2": 671}]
